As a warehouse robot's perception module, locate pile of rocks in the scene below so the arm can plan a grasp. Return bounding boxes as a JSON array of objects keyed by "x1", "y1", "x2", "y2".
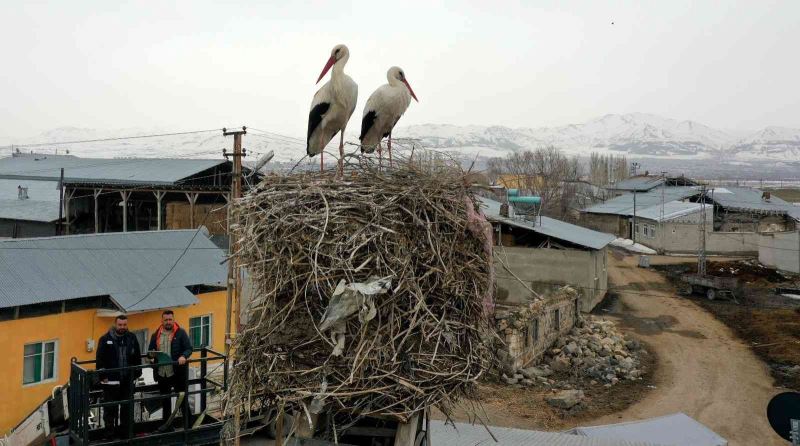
[{"x1": 544, "y1": 316, "x2": 645, "y2": 386}]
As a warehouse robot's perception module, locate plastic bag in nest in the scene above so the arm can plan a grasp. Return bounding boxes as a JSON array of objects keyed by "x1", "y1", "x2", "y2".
[{"x1": 318, "y1": 277, "x2": 392, "y2": 356}]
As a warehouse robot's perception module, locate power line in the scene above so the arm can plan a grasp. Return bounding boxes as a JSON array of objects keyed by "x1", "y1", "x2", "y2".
[{"x1": 2, "y1": 128, "x2": 222, "y2": 149}]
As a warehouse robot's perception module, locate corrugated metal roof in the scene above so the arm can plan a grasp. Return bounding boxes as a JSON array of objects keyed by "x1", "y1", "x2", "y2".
[
  {"x1": 430, "y1": 421, "x2": 666, "y2": 446},
  {"x1": 607, "y1": 176, "x2": 665, "y2": 192},
  {"x1": 583, "y1": 187, "x2": 700, "y2": 217},
  {"x1": 635, "y1": 201, "x2": 707, "y2": 222},
  {"x1": 708, "y1": 186, "x2": 799, "y2": 218},
  {"x1": 585, "y1": 186, "x2": 800, "y2": 221},
  {"x1": 0, "y1": 154, "x2": 227, "y2": 185},
  {"x1": 0, "y1": 229, "x2": 226, "y2": 311},
  {"x1": 569, "y1": 412, "x2": 727, "y2": 446},
  {"x1": 480, "y1": 197, "x2": 616, "y2": 250},
  {"x1": 0, "y1": 178, "x2": 61, "y2": 222}
]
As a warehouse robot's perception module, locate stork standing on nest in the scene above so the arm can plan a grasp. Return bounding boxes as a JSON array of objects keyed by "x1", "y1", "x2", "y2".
[
  {"x1": 307, "y1": 44, "x2": 358, "y2": 172},
  {"x1": 359, "y1": 66, "x2": 418, "y2": 166}
]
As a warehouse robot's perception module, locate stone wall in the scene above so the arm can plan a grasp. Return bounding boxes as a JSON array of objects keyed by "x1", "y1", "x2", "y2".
[
  {"x1": 759, "y1": 231, "x2": 800, "y2": 274},
  {"x1": 495, "y1": 246, "x2": 608, "y2": 312},
  {"x1": 495, "y1": 286, "x2": 580, "y2": 370},
  {"x1": 579, "y1": 213, "x2": 627, "y2": 238}
]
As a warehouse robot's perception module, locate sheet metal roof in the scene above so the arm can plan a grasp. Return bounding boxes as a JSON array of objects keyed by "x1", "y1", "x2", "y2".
[
  {"x1": 480, "y1": 197, "x2": 616, "y2": 250},
  {"x1": 607, "y1": 176, "x2": 665, "y2": 192},
  {"x1": 0, "y1": 178, "x2": 62, "y2": 222},
  {"x1": 583, "y1": 187, "x2": 700, "y2": 217},
  {"x1": 0, "y1": 229, "x2": 226, "y2": 312},
  {"x1": 430, "y1": 421, "x2": 665, "y2": 446},
  {"x1": 0, "y1": 154, "x2": 227, "y2": 185},
  {"x1": 569, "y1": 412, "x2": 727, "y2": 446},
  {"x1": 708, "y1": 186, "x2": 800, "y2": 219},
  {"x1": 635, "y1": 201, "x2": 707, "y2": 222}
]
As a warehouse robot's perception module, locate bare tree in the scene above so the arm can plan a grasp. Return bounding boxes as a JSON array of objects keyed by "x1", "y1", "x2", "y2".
[{"x1": 487, "y1": 146, "x2": 582, "y2": 221}]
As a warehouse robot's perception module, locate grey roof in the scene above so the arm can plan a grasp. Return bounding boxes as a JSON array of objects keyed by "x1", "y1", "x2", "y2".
[
  {"x1": 480, "y1": 197, "x2": 616, "y2": 250},
  {"x1": 430, "y1": 421, "x2": 666, "y2": 446},
  {"x1": 583, "y1": 187, "x2": 700, "y2": 217},
  {"x1": 0, "y1": 228, "x2": 226, "y2": 312},
  {"x1": 607, "y1": 176, "x2": 665, "y2": 192},
  {"x1": 0, "y1": 178, "x2": 61, "y2": 222},
  {"x1": 0, "y1": 153, "x2": 227, "y2": 185},
  {"x1": 708, "y1": 186, "x2": 800, "y2": 219},
  {"x1": 635, "y1": 201, "x2": 707, "y2": 222},
  {"x1": 568, "y1": 412, "x2": 727, "y2": 446}
]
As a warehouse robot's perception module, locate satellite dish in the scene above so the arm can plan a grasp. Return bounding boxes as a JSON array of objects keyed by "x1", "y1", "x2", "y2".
[{"x1": 766, "y1": 391, "x2": 800, "y2": 441}]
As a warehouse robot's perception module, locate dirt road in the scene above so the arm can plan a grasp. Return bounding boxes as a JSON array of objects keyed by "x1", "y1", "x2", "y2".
[{"x1": 593, "y1": 253, "x2": 785, "y2": 445}]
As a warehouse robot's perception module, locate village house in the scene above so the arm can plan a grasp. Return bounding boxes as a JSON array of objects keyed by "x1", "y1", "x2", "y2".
[
  {"x1": 581, "y1": 185, "x2": 799, "y2": 255},
  {"x1": 478, "y1": 196, "x2": 615, "y2": 369},
  {"x1": 605, "y1": 174, "x2": 699, "y2": 197},
  {"x1": 0, "y1": 152, "x2": 255, "y2": 238},
  {"x1": 0, "y1": 228, "x2": 227, "y2": 433}
]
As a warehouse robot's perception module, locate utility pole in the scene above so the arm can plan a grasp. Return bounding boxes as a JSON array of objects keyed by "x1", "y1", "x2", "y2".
[
  {"x1": 223, "y1": 126, "x2": 247, "y2": 357},
  {"x1": 660, "y1": 171, "x2": 666, "y2": 252},
  {"x1": 223, "y1": 126, "x2": 246, "y2": 446},
  {"x1": 698, "y1": 185, "x2": 707, "y2": 276},
  {"x1": 632, "y1": 189, "x2": 637, "y2": 244},
  {"x1": 57, "y1": 168, "x2": 64, "y2": 235}
]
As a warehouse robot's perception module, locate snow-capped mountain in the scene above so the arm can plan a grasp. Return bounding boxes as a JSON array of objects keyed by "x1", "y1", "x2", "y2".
[
  {"x1": 395, "y1": 113, "x2": 800, "y2": 161},
  {"x1": 2, "y1": 114, "x2": 799, "y2": 164}
]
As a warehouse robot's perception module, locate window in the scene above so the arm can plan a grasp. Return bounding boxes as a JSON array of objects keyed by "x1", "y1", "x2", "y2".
[
  {"x1": 523, "y1": 326, "x2": 530, "y2": 348},
  {"x1": 132, "y1": 329, "x2": 149, "y2": 353},
  {"x1": 554, "y1": 309, "x2": 561, "y2": 331},
  {"x1": 190, "y1": 315, "x2": 212, "y2": 348},
  {"x1": 532, "y1": 318, "x2": 539, "y2": 343},
  {"x1": 23, "y1": 340, "x2": 57, "y2": 385}
]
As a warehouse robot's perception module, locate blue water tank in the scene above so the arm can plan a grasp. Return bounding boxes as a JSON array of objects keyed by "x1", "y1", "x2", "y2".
[{"x1": 508, "y1": 196, "x2": 542, "y2": 205}]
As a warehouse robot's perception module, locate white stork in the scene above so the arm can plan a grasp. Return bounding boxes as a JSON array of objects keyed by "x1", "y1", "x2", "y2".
[
  {"x1": 359, "y1": 66, "x2": 418, "y2": 165},
  {"x1": 307, "y1": 44, "x2": 358, "y2": 172}
]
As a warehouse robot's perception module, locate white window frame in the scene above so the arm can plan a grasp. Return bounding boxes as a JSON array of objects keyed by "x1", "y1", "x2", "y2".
[
  {"x1": 23, "y1": 339, "x2": 58, "y2": 387},
  {"x1": 131, "y1": 328, "x2": 149, "y2": 353},
  {"x1": 189, "y1": 314, "x2": 213, "y2": 348}
]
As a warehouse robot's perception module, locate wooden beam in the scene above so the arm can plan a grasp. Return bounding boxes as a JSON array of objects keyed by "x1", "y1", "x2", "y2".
[
  {"x1": 93, "y1": 189, "x2": 102, "y2": 233},
  {"x1": 185, "y1": 192, "x2": 199, "y2": 228},
  {"x1": 119, "y1": 190, "x2": 131, "y2": 232},
  {"x1": 154, "y1": 191, "x2": 166, "y2": 230},
  {"x1": 64, "y1": 189, "x2": 76, "y2": 235}
]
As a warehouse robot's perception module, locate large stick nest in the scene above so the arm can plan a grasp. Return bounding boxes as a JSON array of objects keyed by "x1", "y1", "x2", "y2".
[{"x1": 225, "y1": 157, "x2": 494, "y2": 428}]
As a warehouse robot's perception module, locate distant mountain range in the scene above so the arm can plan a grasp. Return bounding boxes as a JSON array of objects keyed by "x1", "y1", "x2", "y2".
[
  {"x1": 395, "y1": 113, "x2": 800, "y2": 162},
  {"x1": 2, "y1": 113, "x2": 799, "y2": 164}
]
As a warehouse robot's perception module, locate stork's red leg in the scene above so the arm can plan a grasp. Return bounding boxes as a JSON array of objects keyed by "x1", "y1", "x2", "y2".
[
  {"x1": 388, "y1": 133, "x2": 393, "y2": 168},
  {"x1": 338, "y1": 131, "x2": 345, "y2": 176},
  {"x1": 320, "y1": 151, "x2": 324, "y2": 172}
]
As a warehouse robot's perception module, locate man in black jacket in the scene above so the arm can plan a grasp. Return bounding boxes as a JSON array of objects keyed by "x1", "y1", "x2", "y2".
[
  {"x1": 148, "y1": 310, "x2": 193, "y2": 423},
  {"x1": 96, "y1": 314, "x2": 142, "y2": 438}
]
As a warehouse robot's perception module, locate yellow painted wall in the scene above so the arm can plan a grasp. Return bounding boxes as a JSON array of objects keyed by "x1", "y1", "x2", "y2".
[{"x1": 0, "y1": 290, "x2": 228, "y2": 434}]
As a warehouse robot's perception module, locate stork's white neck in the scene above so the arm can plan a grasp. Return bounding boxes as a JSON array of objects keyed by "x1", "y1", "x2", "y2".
[{"x1": 332, "y1": 53, "x2": 349, "y2": 77}]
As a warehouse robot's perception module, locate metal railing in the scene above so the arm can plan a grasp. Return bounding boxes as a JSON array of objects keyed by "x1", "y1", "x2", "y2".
[{"x1": 68, "y1": 347, "x2": 227, "y2": 445}]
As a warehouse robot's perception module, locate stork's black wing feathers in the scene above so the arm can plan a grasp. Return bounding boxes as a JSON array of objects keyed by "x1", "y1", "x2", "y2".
[
  {"x1": 307, "y1": 102, "x2": 330, "y2": 154},
  {"x1": 360, "y1": 110, "x2": 377, "y2": 141}
]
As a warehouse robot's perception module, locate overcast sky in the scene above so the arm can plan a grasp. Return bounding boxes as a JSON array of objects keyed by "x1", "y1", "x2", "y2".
[{"x1": 1, "y1": 0, "x2": 798, "y2": 141}]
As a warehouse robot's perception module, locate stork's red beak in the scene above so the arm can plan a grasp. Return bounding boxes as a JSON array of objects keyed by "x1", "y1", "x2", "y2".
[
  {"x1": 403, "y1": 79, "x2": 419, "y2": 102},
  {"x1": 316, "y1": 56, "x2": 336, "y2": 84}
]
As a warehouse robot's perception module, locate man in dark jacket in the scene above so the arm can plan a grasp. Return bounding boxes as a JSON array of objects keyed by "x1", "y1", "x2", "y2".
[
  {"x1": 148, "y1": 310, "x2": 193, "y2": 423},
  {"x1": 96, "y1": 314, "x2": 142, "y2": 438}
]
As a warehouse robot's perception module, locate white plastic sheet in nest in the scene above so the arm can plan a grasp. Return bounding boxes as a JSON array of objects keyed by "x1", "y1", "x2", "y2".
[{"x1": 319, "y1": 277, "x2": 392, "y2": 356}]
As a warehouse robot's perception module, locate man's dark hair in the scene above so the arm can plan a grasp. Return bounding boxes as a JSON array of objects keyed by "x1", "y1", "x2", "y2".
[
  {"x1": 162, "y1": 310, "x2": 174, "y2": 317},
  {"x1": 115, "y1": 314, "x2": 128, "y2": 322}
]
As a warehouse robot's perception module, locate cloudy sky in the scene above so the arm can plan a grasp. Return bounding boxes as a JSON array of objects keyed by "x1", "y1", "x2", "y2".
[{"x1": 1, "y1": 0, "x2": 798, "y2": 141}]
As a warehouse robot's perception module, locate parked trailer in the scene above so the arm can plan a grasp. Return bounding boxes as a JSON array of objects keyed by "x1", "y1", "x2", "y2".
[{"x1": 680, "y1": 274, "x2": 739, "y2": 301}]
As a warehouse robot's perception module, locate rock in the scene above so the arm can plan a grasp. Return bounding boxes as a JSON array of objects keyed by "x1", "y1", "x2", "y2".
[
  {"x1": 504, "y1": 377, "x2": 518, "y2": 385},
  {"x1": 620, "y1": 357, "x2": 635, "y2": 370},
  {"x1": 521, "y1": 378, "x2": 534, "y2": 386},
  {"x1": 514, "y1": 374, "x2": 524, "y2": 380},
  {"x1": 550, "y1": 355, "x2": 571, "y2": 372},
  {"x1": 546, "y1": 389, "x2": 585, "y2": 409},
  {"x1": 625, "y1": 339, "x2": 642, "y2": 351},
  {"x1": 564, "y1": 342, "x2": 580, "y2": 355},
  {"x1": 521, "y1": 367, "x2": 552, "y2": 379}
]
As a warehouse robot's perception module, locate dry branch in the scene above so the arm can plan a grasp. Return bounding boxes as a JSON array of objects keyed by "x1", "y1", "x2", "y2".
[{"x1": 224, "y1": 156, "x2": 494, "y2": 436}]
